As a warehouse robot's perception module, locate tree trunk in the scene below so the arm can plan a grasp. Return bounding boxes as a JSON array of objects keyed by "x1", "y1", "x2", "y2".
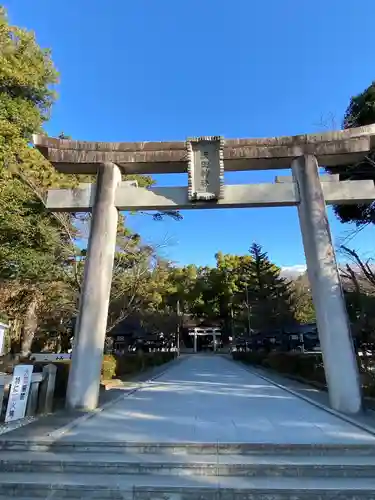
[
  {"x1": 20, "y1": 297, "x2": 38, "y2": 357},
  {"x1": 8, "y1": 318, "x2": 22, "y2": 356}
]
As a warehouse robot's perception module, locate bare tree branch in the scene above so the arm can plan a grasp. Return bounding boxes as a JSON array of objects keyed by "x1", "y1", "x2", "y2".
[
  {"x1": 341, "y1": 245, "x2": 375, "y2": 287},
  {"x1": 14, "y1": 170, "x2": 83, "y2": 292}
]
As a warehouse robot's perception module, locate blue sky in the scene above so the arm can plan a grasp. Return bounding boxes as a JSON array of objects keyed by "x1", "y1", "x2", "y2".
[{"x1": 5, "y1": 0, "x2": 375, "y2": 269}]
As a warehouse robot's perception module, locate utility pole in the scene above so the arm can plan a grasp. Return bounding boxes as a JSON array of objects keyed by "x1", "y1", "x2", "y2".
[
  {"x1": 176, "y1": 300, "x2": 181, "y2": 356},
  {"x1": 245, "y1": 283, "x2": 251, "y2": 335},
  {"x1": 230, "y1": 305, "x2": 234, "y2": 339}
]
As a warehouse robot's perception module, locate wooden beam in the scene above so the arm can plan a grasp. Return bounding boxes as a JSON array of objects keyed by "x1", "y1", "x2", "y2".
[
  {"x1": 46, "y1": 180, "x2": 375, "y2": 212},
  {"x1": 33, "y1": 125, "x2": 375, "y2": 175}
]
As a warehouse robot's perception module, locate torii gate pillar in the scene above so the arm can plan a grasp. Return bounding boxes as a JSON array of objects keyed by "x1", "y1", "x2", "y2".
[
  {"x1": 66, "y1": 162, "x2": 121, "y2": 411},
  {"x1": 292, "y1": 155, "x2": 361, "y2": 414}
]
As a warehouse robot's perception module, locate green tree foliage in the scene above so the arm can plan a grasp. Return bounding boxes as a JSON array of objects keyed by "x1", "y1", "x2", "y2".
[
  {"x1": 0, "y1": 7, "x2": 175, "y2": 355},
  {"x1": 0, "y1": 5, "x2": 65, "y2": 285},
  {"x1": 291, "y1": 273, "x2": 316, "y2": 324},
  {"x1": 325, "y1": 81, "x2": 375, "y2": 225},
  {"x1": 211, "y1": 252, "x2": 252, "y2": 335},
  {"x1": 0, "y1": 7, "x2": 76, "y2": 354},
  {"x1": 0, "y1": 6, "x2": 317, "y2": 355},
  {"x1": 239, "y1": 243, "x2": 297, "y2": 330},
  {"x1": 159, "y1": 244, "x2": 301, "y2": 337},
  {"x1": 0, "y1": 6, "x2": 64, "y2": 186},
  {"x1": 340, "y1": 246, "x2": 375, "y2": 348}
]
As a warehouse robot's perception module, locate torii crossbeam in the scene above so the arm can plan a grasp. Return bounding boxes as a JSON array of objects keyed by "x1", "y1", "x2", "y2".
[{"x1": 33, "y1": 125, "x2": 375, "y2": 415}]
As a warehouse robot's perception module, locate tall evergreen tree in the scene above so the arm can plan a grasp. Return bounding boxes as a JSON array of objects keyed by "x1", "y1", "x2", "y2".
[
  {"x1": 291, "y1": 273, "x2": 316, "y2": 324},
  {"x1": 325, "y1": 81, "x2": 375, "y2": 225},
  {"x1": 0, "y1": 7, "x2": 74, "y2": 354},
  {"x1": 240, "y1": 243, "x2": 296, "y2": 330},
  {"x1": 0, "y1": 7, "x2": 173, "y2": 355}
]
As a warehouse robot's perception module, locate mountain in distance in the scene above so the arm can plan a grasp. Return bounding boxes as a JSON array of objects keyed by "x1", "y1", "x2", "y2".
[
  {"x1": 282, "y1": 262, "x2": 375, "y2": 294},
  {"x1": 281, "y1": 265, "x2": 307, "y2": 280}
]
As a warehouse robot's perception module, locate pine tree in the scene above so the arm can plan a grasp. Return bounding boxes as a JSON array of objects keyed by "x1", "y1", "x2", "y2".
[
  {"x1": 325, "y1": 81, "x2": 375, "y2": 225},
  {"x1": 0, "y1": 7, "x2": 180, "y2": 355},
  {"x1": 240, "y1": 243, "x2": 296, "y2": 330}
]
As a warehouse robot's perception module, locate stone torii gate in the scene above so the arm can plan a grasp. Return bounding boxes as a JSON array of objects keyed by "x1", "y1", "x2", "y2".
[{"x1": 33, "y1": 125, "x2": 375, "y2": 415}]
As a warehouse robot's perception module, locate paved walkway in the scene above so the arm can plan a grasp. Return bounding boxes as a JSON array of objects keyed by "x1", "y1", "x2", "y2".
[{"x1": 60, "y1": 355, "x2": 375, "y2": 445}]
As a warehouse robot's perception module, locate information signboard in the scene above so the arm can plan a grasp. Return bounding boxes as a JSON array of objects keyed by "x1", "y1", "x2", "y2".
[
  {"x1": 30, "y1": 353, "x2": 71, "y2": 362},
  {"x1": 5, "y1": 364, "x2": 33, "y2": 422},
  {"x1": 186, "y1": 136, "x2": 224, "y2": 202}
]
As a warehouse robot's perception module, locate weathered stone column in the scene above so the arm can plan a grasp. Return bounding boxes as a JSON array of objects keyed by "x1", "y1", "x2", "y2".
[
  {"x1": 66, "y1": 162, "x2": 121, "y2": 411},
  {"x1": 292, "y1": 155, "x2": 362, "y2": 414},
  {"x1": 26, "y1": 374, "x2": 43, "y2": 416},
  {"x1": 39, "y1": 363, "x2": 57, "y2": 414}
]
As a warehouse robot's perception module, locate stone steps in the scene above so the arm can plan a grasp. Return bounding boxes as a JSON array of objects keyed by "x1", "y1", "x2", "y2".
[
  {"x1": 2, "y1": 439, "x2": 375, "y2": 455},
  {"x1": 0, "y1": 473, "x2": 374, "y2": 499},
  {"x1": 1, "y1": 441, "x2": 375, "y2": 498},
  {"x1": 1, "y1": 450, "x2": 375, "y2": 478}
]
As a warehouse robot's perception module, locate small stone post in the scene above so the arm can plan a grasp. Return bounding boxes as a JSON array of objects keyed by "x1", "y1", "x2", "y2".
[
  {"x1": 39, "y1": 363, "x2": 57, "y2": 414},
  {"x1": 26, "y1": 379, "x2": 41, "y2": 416},
  {"x1": 66, "y1": 163, "x2": 122, "y2": 411},
  {"x1": 292, "y1": 154, "x2": 362, "y2": 414},
  {"x1": 0, "y1": 376, "x2": 5, "y2": 418}
]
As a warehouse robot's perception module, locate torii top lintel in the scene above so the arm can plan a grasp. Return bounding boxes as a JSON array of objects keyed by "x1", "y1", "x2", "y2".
[{"x1": 32, "y1": 125, "x2": 375, "y2": 175}]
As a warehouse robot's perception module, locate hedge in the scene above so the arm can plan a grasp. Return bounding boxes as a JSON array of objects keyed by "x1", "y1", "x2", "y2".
[
  {"x1": 232, "y1": 350, "x2": 375, "y2": 398},
  {"x1": 102, "y1": 354, "x2": 117, "y2": 380},
  {"x1": 31, "y1": 351, "x2": 176, "y2": 400}
]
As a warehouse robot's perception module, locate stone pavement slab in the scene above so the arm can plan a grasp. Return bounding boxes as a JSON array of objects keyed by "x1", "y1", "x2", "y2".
[
  {"x1": 239, "y1": 361, "x2": 375, "y2": 432},
  {"x1": 58, "y1": 355, "x2": 375, "y2": 445},
  {"x1": 0, "y1": 354, "x2": 182, "y2": 441}
]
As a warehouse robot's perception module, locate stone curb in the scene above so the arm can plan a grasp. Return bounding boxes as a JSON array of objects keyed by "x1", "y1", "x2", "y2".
[{"x1": 281, "y1": 373, "x2": 375, "y2": 410}]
